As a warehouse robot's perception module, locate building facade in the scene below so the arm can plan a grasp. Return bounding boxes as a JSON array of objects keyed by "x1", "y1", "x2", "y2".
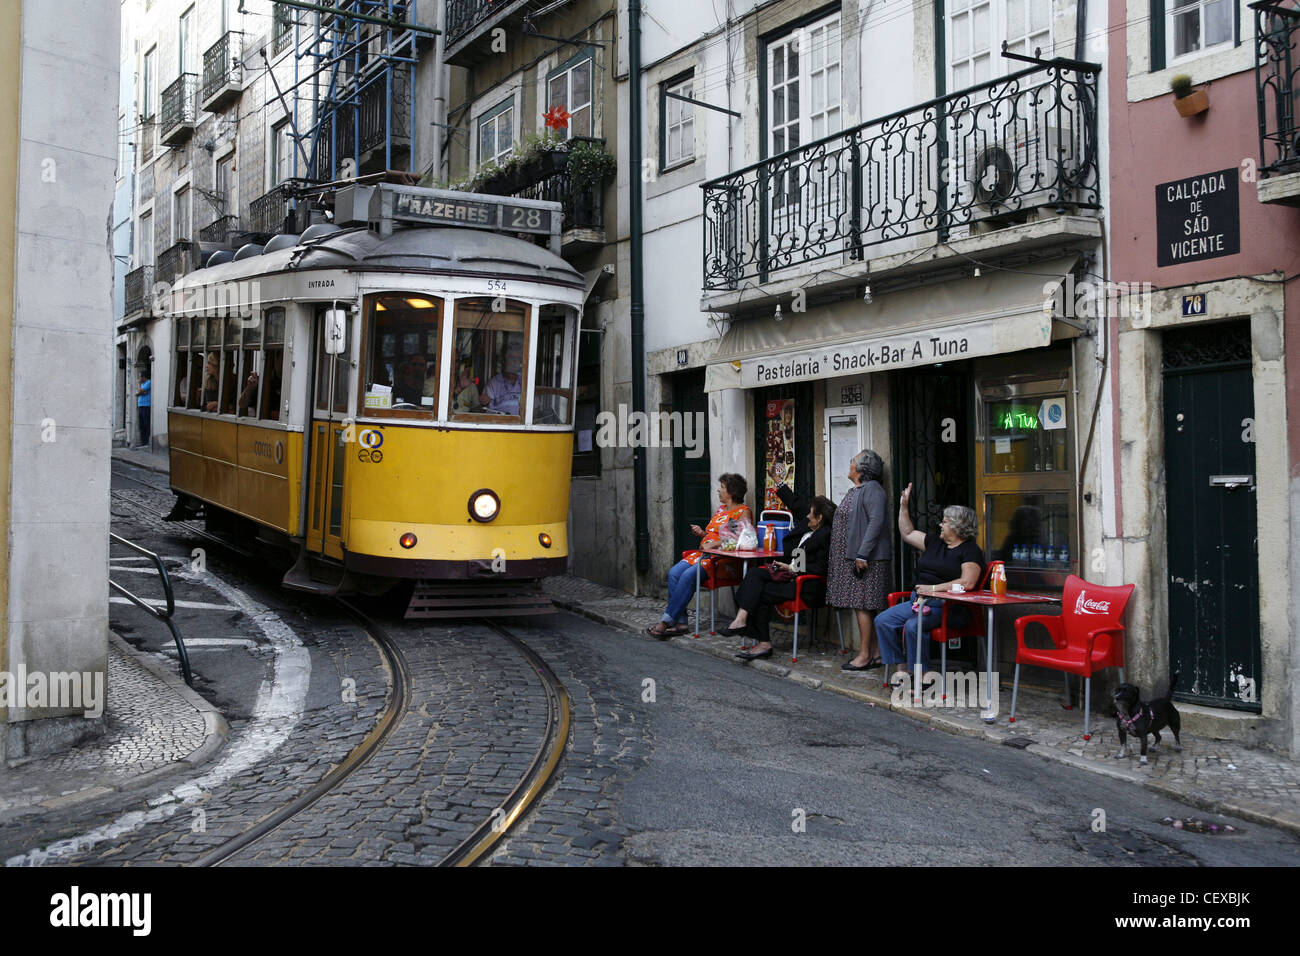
[
  {"x1": 1110, "y1": 0, "x2": 1299, "y2": 754},
  {"x1": 1, "y1": 0, "x2": 119, "y2": 762}
]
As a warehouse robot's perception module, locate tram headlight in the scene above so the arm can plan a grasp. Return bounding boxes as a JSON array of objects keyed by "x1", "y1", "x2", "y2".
[
  {"x1": 468, "y1": 489, "x2": 500, "y2": 523},
  {"x1": 399, "y1": 532, "x2": 417, "y2": 549},
  {"x1": 539, "y1": 533, "x2": 552, "y2": 548}
]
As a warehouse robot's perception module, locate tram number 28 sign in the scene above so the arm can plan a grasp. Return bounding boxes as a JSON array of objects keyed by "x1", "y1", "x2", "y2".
[
  {"x1": 391, "y1": 191, "x2": 553, "y2": 235},
  {"x1": 1155, "y1": 168, "x2": 1240, "y2": 267}
]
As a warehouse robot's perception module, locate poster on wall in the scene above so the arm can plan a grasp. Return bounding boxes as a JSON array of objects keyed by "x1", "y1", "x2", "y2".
[{"x1": 764, "y1": 399, "x2": 795, "y2": 510}]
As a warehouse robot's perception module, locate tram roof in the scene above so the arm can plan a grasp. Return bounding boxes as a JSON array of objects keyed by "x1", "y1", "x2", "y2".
[{"x1": 175, "y1": 225, "x2": 585, "y2": 291}]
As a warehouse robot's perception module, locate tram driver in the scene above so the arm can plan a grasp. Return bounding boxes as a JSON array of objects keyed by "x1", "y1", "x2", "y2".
[{"x1": 485, "y1": 340, "x2": 523, "y2": 415}]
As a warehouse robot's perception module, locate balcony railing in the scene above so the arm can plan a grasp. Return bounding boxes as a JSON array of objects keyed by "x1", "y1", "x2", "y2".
[
  {"x1": 124, "y1": 265, "x2": 154, "y2": 316},
  {"x1": 701, "y1": 60, "x2": 1101, "y2": 290},
  {"x1": 312, "y1": 68, "x2": 411, "y2": 179},
  {"x1": 199, "y1": 215, "x2": 240, "y2": 244},
  {"x1": 201, "y1": 31, "x2": 243, "y2": 112},
  {"x1": 249, "y1": 179, "x2": 315, "y2": 235},
  {"x1": 508, "y1": 138, "x2": 606, "y2": 234},
  {"x1": 446, "y1": 0, "x2": 524, "y2": 45},
  {"x1": 1255, "y1": 1, "x2": 1300, "y2": 174},
  {"x1": 160, "y1": 74, "x2": 198, "y2": 146},
  {"x1": 156, "y1": 240, "x2": 201, "y2": 285}
]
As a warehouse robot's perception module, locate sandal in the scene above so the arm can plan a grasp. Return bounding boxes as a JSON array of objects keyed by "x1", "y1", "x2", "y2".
[
  {"x1": 646, "y1": 623, "x2": 671, "y2": 639},
  {"x1": 865, "y1": 657, "x2": 883, "y2": 668}
]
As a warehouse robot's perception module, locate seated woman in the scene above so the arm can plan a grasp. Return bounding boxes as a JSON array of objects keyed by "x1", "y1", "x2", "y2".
[
  {"x1": 646, "y1": 473, "x2": 751, "y2": 638},
  {"x1": 874, "y1": 483, "x2": 985, "y2": 676},
  {"x1": 723, "y1": 495, "x2": 836, "y2": 661}
]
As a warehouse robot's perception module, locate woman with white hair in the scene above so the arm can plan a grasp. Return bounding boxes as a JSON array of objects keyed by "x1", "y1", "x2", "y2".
[
  {"x1": 874, "y1": 484, "x2": 985, "y2": 677},
  {"x1": 827, "y1": 449, "x2": 892, "y2": 671}
]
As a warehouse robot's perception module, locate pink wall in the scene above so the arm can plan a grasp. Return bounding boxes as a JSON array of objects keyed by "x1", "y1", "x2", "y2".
[{"x1": 1108, "y1": 5, "x2": 1300, "y2": 481}]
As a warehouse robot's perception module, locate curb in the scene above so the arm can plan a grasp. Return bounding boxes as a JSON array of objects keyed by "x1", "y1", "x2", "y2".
[
  {"x1": 111, "y1": 448, "x2": 169, "y2": 476},
  {"x1": 552, "y1": 597, "x2": 1300, "y2": 839},
  {"x1": 34, "y1": 635, "x2": 230, "y2": 812}
]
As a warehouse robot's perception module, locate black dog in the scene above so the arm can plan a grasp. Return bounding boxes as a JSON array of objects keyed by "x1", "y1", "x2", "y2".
[{"x1": 1114, "y1": 672, "x2": 1182, "y2": 765}]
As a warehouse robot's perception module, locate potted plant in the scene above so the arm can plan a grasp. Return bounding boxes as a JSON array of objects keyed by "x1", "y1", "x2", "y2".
[{"x1": 1170, "y1": 74, "x2": 1209, "y2": 117}]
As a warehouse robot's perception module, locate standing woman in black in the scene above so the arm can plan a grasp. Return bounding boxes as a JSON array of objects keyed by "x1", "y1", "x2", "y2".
[{"x1": 828, "y1": 449, "x2": 893, "y2": 671}]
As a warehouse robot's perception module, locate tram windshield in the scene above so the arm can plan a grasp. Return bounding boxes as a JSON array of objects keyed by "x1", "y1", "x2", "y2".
[
  {"x1": 362, "y1": 293, "x2": 443, "y2": 419},
  {"x1": 532, "y1": 304, "x2": 577, "y2": 425},
  {"x1": 450, "y1": 297, "x2": 529, "y2": 424}
]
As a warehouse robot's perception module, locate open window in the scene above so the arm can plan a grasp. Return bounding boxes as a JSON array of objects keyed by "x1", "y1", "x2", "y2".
[
  {"x1": 450, "y1": 297, "x2": 529, "y2": 424},
  {"x1": 361, "y1": 293, "x2": 443, "y2": 419}
]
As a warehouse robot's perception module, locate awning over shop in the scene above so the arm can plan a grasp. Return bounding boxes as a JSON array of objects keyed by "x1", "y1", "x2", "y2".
[{"x1": 704, "y1": 256, "x2": 1080, "y2": 391}]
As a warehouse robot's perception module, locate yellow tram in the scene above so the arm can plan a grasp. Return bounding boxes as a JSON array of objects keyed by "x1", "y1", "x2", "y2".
[{"x1": 163, "y1": 185, "x2": 582, "y2": 608}]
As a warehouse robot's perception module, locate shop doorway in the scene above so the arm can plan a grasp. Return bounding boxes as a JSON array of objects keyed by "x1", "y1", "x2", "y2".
[
  {"x1": 1162, "y1": 321, "x2": 1260, "y2": 711},
  {"x1": 752, "y1": 382, "x2": 815, "y2": 517},
  {"x1": 890, "y1": 364, "x2": 975, "y2": 591},
  {"x1": 671, "y1": 369, "x2": 712, "y2": 560}
]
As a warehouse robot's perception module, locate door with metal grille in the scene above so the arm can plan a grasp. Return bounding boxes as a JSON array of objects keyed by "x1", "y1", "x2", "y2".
[
  {"x1": 671, "y1": 370, "x2": 712, "y2": 560},
  {"x1": 1163, "y1": 321, "x2": 1260, "y2": 710}
]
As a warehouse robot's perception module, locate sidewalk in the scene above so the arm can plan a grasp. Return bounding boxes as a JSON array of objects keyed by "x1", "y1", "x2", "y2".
[
  {"x1": 0, "y1": 634, "x2": 228, "y2": 826},
  {"x1": 542, "y1": 573, "x2": 1300, "y2": 837},
  {"x1": 113, "y1": 443, "x2": 170, "y2": 476}
]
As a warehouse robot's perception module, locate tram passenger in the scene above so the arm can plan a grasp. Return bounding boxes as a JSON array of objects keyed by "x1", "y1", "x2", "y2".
[
  {"x1": 453, "y1": 362, "x2": 480, "y2": 412},
  {"x1": 237, "y1": 370, "x2": 259, "y2": 417},
  {"x1": 393, "y1": 356, "x2": 427, "y2": 406},
  {"x1": 485, "y1": 341, "x2": 523, "y2": 415},
  {"x1": 646, "y1": 473, "x2": 751, "y2": 638},
  {"x1": 202, "y1": 352, "x2": 219, "y2": 412}
]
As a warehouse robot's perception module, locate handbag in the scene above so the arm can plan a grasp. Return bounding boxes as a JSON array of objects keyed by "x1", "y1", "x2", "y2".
[{"x1": 766, "y1": 563, "x2": 795, "y2": 582}]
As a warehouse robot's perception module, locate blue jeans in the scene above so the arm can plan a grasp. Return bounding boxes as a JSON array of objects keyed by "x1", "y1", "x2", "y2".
[
  {"x1": 875, "y1": 593, "x2": 946, "y2": 669},
  {"x1": 662, "y1": 559, "x2": 703, "y2": 626}
]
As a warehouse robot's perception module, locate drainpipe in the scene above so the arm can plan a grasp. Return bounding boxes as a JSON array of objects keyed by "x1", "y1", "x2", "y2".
[{"x1": 630, "y1": 0, "x2": 650, "y2": 573}]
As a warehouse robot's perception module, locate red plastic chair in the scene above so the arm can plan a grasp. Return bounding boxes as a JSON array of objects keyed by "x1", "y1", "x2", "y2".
[
  {"x1": 688, "y1": 551, "x2": 744, "y2": 636},
  {"x1": 884, "y1": 562, "x2": 996, "y2": 693},
  {"x1": 773, "y1": 574, "x2": 830, "y2": 663},
  {"x1": 1009, "y1": 575, "x2": 1134, "y2": 740}
]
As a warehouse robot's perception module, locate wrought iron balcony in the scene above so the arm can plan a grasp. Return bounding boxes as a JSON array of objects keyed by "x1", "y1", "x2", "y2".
[
  {"x1": 701, "y1": 60, "x2": 1101, "y2": 290},
  {"x1": 201, "y1": 31, "x2": 243, "y2": 112},
  {"x1": 156, "y1": 240, "x2": 201, "y2": 286},
  {"x1": 124, "y1": 265, "x2": 154, "y2": 317},
  {"x1": 159, "y1": 74, "x2": 198, "y2": 146},
  {"x1": 446, "y1": 0, "x2": 526, "y2": 46},
  {"x1": 199, "y1": 215, "x2": 241, "y2": 244},
  {"x1": 311, "y1": 68, "x2": 411, "y2": 179},
  {"x1": 249, "y1": 180, "x2": 315, "y2": 235},
  {"x1": 505, "y1": 138, "x2": 607, "y2": 236},
  {"x1": 1255, "y1": 2, "x2": 1300, "y2": 175}
]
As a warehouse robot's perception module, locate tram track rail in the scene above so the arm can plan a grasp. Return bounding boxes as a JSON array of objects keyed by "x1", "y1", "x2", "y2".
[{"x1": 110, "y1": 462, "x2": 573, "y2": 866}]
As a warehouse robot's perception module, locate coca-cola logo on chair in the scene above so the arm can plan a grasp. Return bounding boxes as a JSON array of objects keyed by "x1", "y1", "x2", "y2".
[{"x1": 1074, "y1": 591, "x2": 1112, "y2": 615}]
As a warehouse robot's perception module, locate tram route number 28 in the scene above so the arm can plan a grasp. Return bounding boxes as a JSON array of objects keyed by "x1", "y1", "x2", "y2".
[{"x1": 507, "y1": 207, "x2": 545, "y2": 230}]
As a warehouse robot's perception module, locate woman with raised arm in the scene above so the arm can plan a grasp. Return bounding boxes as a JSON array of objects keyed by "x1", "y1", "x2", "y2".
[{"x1": 874, "y1": 483, "x2": 985, "y2": 678}]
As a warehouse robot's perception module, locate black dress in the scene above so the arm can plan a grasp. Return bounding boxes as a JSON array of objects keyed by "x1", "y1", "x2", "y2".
[{"x1": 734, "y1": 525, "x2": 831, "y2": 642}]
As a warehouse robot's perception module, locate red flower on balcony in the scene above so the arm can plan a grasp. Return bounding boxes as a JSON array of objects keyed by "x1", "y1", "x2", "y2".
[{"x1": 544, "y1": 105, "x2": 571, "y2": 131}]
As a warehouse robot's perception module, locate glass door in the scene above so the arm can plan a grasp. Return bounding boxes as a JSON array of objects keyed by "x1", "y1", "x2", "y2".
[{"x1": 306, "y1": 307, "x2": 353, "y2": 559}]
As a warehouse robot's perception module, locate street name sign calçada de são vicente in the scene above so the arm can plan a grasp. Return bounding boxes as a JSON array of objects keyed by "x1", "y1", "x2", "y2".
[{"x1": 1155, "y1": 168, "x2": 1240, "y2": 267}]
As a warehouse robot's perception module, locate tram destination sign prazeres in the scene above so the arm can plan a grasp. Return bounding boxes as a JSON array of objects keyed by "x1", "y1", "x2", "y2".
[{"x1": 369, "y1": 185, "x2": 560, "y2": 250}]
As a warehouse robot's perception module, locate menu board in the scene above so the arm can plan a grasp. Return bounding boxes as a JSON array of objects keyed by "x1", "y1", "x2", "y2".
[{"x1": 764, "y1": 399, "x2": 795, "y2": 510}]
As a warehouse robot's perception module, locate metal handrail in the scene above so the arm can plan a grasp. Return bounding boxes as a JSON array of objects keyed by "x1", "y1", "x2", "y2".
[{"x1": 109, "y1": 532, "x2": 193, "y2": 686}]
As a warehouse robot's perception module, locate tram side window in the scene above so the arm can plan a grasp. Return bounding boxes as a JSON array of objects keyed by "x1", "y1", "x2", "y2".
[
  {"x1": 173, "y1": 317, "x2": 190, "y2": 407},
  {"x1": 260, "y1": 308, "x2": 285, "y2": 421},
  {"x1": 532, "y1": 306, "x2": 575, "y2": 425},
  {"x1": 451, "y1": 297, "x2": 528, "y2": 423},
  {"x1": 362, "y1": 293, "x2": 442, "y2": 418},
  {"x1": 237, "y1": 312, "x2": 262, "y2": 417}
]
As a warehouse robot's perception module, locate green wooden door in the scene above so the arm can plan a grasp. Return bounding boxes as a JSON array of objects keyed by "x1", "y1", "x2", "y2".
[
  {"x1": 671, "y1": 370, "x2": 712, "y2": 560},
  {"x1": 1163, "y1": 322, "x2": 1260, "y2": 711}
]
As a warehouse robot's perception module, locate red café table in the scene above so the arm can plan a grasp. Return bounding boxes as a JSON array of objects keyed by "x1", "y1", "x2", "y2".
[
  {"x1": 696, "y1": 547, "x2": 784, "y2": 638},
  {"x1": 910, "y1": 589, "x2": 1062, "y2": 722}
]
